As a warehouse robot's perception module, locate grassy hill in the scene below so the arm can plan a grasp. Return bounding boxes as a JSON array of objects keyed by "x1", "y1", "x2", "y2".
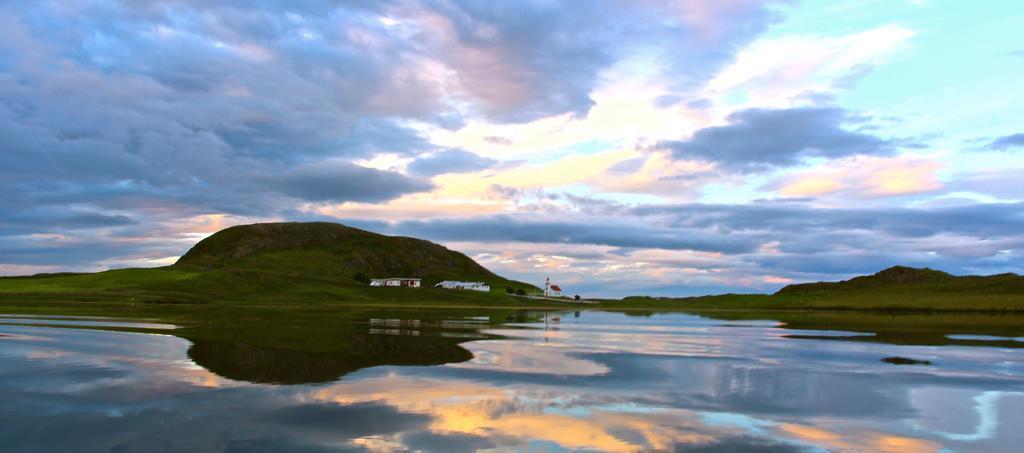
[
  {"x1": 775, "y1": 265, "x2": 1024, "y2": 296},
  {"x1": 0, "y1": 222, "x2": 537, "y2": 305},
  {"x1": 605, "y1": 266, "x2": 1024, "y2": 312}
]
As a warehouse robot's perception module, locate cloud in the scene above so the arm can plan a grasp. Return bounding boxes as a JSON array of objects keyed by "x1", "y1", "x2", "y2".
[
  {"x1": 705, "y1": 25, "x2": 915, "y2": 108},
  {"x1": 362, "y1": 199, "x2": 1024, "y2": 260},
  {"x1": 632, "y1": 201, "x2": 1024, "y2": 241},
  {"x1": 947, "y1": 169, "x2": 1024, "y2": 200},
  {"x1": 661, "y1": 107, "x2": 895, "y2": 171},
  {"x1": 266, "y1": 402, "x2": 429, "y2": 436},
  {"x1": 986, "y1": 133, "x2": 1024, "y2": 151},
  {"x1": 400, "y1": 431, "x2": 495, "y2": 453},
  {"x1": 405, "y1": 0, "x2": 781, "y2": 122},
  {"x1": 387, "y1": 216, "x2": 759, "y2": 254},
  {"x1": 765, "y1": 156, "x2": 943, "y2": 199},
  {"x1": 407, "y1": 149, "x2": 497, "y2": 177},
  {"x1": 273, "y1": 162, "x2": 433, "y2": 203},
  {"x1": 0, "y1": 209, "x2": 136, "y2": 237}
]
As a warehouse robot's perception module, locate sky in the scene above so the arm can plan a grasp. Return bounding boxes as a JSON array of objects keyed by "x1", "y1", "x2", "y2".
[{"x1": 1, "y1": 0, "x2": 1023, "y2": 297}]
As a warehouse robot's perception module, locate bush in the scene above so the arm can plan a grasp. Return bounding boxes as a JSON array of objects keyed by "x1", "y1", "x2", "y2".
[
  {"x1": 353, "y1": 272, "x2": 370, "y2": 284},
  {"x1": 515, "y1": 289, "x2": 527, "y2": 296},
  {"x1": 574, "y1": 294, "x2": 581, "y2": 301},
  {"x1": 506, "y1": 287, "x2": 515, "y2": 294}
]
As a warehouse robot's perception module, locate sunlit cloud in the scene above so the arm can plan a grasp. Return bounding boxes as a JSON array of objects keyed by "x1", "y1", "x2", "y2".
[
  {"x1": 706, "y1": 25, "x2": 915, "y2": 109},
  {"x1": 768, "y1": 155, "x2": 944, "y2": 199}
]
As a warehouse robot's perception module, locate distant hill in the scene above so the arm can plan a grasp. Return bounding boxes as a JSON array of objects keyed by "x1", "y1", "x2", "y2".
[
  {"x1": 776, "y1": 266, "x2": 1024, "y2": 295},
  {"x1": 175, "y1": 222, "x2": 503, "y2": 284},
  {"x1": 609, "y1": 266, "x2": 1024, "y2": 312},
  {"x1": 0, "y1": 222, "x2": 536, "y2": 304}
]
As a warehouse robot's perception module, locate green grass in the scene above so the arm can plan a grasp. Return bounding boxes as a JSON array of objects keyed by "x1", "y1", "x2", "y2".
[
  {"x1": 0, "y1": 267, "x2": 544, "y2": 306},
  {"x1": 600, "y1": 291, "x2": 1024, "y2": 312},
  {"x1": 0, "y1": 268, "x2": 198, "y2": 292},
  {"x1": 600, "y1": 266, "x2": 1024, "y2": 312}
]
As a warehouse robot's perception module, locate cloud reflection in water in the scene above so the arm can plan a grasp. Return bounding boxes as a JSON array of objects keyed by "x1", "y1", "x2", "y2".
[{"x1": 1, "y1": 312, "x2": 1023, "y2": 452}]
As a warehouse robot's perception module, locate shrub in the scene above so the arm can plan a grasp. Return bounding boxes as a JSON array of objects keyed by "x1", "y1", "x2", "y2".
[
  {"x1": 506, "y1": 287, "x2": 515, "y2": 294},
  {"x1": 515, "y1": 289, "x2": 527, "y2": 296},
  {"x1": 353, "y1": 272, "x2": 370, "y2": 284}
]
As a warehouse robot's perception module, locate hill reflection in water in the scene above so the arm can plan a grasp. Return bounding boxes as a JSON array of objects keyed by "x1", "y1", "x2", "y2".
[{"x1": 1, "y1": 311, "x2": 1023, "y2": 452}]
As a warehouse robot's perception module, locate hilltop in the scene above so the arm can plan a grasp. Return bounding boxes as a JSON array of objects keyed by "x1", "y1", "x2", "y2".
[
  {"x1": 610, "y1": 266, "x2": 1024, "y2": 312},
  {"x1": 0, "y1": 222, "x2": 536, "y2": 304},
  {"x1": 175, "y1": 222, "x2": 505, "y2": 284},
  {"x1": 776, "y1": 266, "x2": 1024, "y2": 295}
]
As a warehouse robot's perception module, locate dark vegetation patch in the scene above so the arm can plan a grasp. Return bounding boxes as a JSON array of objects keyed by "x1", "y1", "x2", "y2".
[{"x1": 881, "y1": 356, "x2": 933, "y2": 366}]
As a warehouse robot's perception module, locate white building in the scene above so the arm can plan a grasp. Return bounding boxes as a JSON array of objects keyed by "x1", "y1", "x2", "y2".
[
  {"x1": 544, "y1": 276, "x2": 563, "y2": 297},
  {"x1": 435, "y1": 280, "x2": 491, "y2": 292},
  {"x1": 369, "y1": 278, "x2": 421, "y2": 288}
]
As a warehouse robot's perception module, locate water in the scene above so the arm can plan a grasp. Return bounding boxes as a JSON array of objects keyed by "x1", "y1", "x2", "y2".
[{"x1": 1, "y1": 311, "x2": 1022, "y2": 452}]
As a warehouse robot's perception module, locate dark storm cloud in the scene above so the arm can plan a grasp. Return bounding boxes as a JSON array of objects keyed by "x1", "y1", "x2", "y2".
[
  {"x1": 675, "y1": 436, "x2": 805, "y2": 452},
  {"x1": 444, "y1": 1, "x2": 769, "y2": 119},
  {"x1": 749, "y1": 253, "x2": 928, "y2": 276},
  {"x1": 0, "y1": 210, "x2": 135, "y2": 237},
  {"x1": 0, "y1": 1, "x2": 783, "y2": 266},
  {"x1": 224, "y1": 436, "x2": 365, "y2": 453},
  {"x1": 632, "y1": 201, "x2": 1024, "y2": 239},
  {"x1": 0, "y1": 235, "x2": 182, "y2": 267},
  {"x1": 987, "y1": 133, "x2": 1024, "y2": 150},
  {"x1": 273, "y1": 162, "x2": 434, "y2": 203},
  {"x1": 400, "y1": 431, "x2": 495, "y2": 453},
  {"x1": 407, "y1": 149, "x2": 497, "y2": 177},
  {"x1": 0, "y1": 2, "x2": 438, "y2": 217},
  {"x1": 365, "y1": 202, "x2": 1024, "y2": 255},
  {"x1": 266, "y1": 402, "x2": 429, "y2": 436},
  {"x1": 388, "y1": 215, "x2": 759, "y2": 253},
  {"x1": 426, "y1": 0, "x2": 781, "y2": 122},
  {"x1": 662, "y1": 107, "x2": 894, "y2": 171}
]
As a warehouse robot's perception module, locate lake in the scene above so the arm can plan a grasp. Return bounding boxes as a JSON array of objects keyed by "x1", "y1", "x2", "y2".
[{"x1": 1, "y1": 310, "x2": 1022, "y2": 452}]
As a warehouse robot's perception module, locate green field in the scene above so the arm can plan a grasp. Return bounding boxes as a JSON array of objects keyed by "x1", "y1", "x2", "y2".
[
  {"x1": 603, "y1": 266, "x2": 1024, "y2": 312},
  {"x1": 603, "y1": 290, "x2": 1024, "y2": 312},
  {"x1": 0, "y1": 265, "x2": 543, "y2": 306}
]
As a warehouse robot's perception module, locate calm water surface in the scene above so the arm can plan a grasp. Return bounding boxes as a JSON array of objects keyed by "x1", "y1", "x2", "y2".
[{"x1": 1, "y1": 311, "x2": 1022, "y2": 452}]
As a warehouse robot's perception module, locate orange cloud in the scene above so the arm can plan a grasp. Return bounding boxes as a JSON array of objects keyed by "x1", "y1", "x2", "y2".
[
  {"x1": 772, "y1": 156, "x2": 943, "y2": 199},
  {"x1": 779, "y1": 423, "x2": 941, "y2": 453}
]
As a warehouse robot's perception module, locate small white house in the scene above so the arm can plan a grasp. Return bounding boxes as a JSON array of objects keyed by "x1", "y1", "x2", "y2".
[
  {"x1": 544, "y1": 276, "x2": 563, "y2": 297},
  {"x1": 435, "y1": 280, "x2": 490, "y2": 292},
  {"x1": 370, "y1": 278, "x2": 421, "y2": 288}
]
